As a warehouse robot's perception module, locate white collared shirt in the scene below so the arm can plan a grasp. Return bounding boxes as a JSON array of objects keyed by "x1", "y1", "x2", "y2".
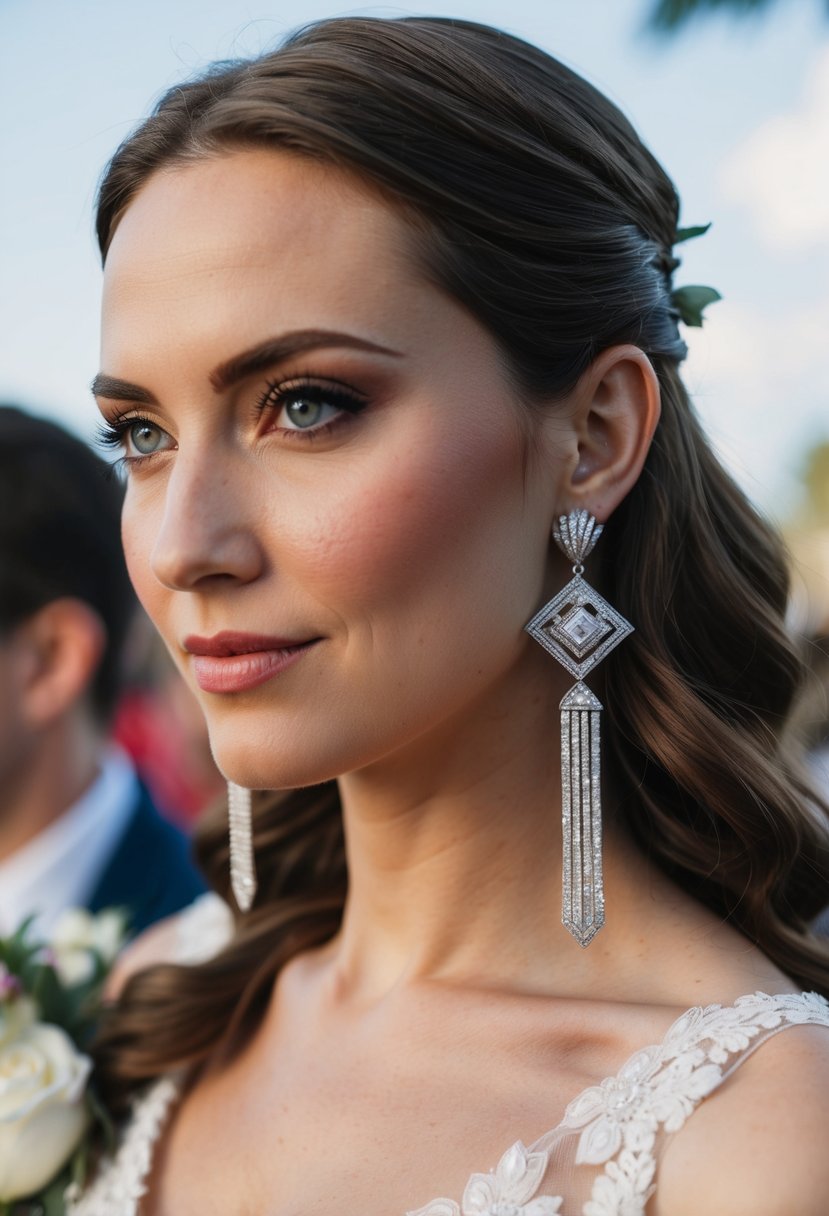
[{"x1": 0, "y1": 745, "x2": 138, "y2": 938}]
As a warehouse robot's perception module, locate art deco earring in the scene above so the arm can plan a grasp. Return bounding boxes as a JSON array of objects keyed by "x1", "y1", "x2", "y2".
[
  {"x1": 524, "y1": 509, "x2": 633, "y2": 946},
  {"x1": 227, "y1": 781, "x2": 257, "y2": 912}
]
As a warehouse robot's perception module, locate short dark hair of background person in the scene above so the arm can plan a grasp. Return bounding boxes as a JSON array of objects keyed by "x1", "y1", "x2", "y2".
[{"x1": 0, "y1": 404, "x2": 135, "y2": 722}]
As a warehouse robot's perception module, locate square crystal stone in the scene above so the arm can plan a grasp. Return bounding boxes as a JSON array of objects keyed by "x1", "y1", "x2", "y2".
[{"x1": 562, "y1": 606, "x2": 601, "y2": 645}]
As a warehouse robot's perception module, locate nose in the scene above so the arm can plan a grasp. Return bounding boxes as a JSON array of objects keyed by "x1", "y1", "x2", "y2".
[{"x1": 150, "y1": 448, "x2": 265, "y2": 591}]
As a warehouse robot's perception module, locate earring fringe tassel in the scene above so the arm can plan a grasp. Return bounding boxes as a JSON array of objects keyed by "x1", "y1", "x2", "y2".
[{"x1": 228, "y1": 781, "x2": 256, "y2": 912}]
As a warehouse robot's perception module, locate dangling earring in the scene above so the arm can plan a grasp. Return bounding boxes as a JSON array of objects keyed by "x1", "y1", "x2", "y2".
[
  {"x1": 525, "y1": 509, "x2": 633, "y2": 946},
  {"x1": 227, "y1": 781, "x2": 257, "y2": 912}
]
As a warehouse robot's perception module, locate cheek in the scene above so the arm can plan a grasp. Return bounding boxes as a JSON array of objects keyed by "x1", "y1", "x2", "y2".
[
  {"x1": 279, "y1": 407, "x2": 534, "y2": 634},
  {"x1": 121, "y1": 490, "x2": 169, "y2": 630}
]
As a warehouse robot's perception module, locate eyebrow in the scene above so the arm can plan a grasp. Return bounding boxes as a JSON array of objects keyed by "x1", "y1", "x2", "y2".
[{"x1": 91, "y1": 329, "x2": 402, "y2": 403}]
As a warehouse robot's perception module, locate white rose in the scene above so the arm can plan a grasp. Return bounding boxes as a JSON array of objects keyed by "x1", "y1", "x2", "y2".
[
  {"x1": 50, "y1": 908, "x2": 127, "y2": 986},
  {"x1": 0, "y1": 1022, "x2": 91, "y2": 1201}
]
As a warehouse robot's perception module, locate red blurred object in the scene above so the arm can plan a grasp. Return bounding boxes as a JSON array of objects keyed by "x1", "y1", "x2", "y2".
[{"x1": 113, "y1": 687, "x2": 223, "y2": 825}]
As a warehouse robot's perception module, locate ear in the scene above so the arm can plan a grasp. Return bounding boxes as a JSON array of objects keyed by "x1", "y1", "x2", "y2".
[
  {"x1": 16, "y1": 599, "x2": 107, "y2": 729},
  {"x1": 555, "y1": 345, "x2": 661, "y2": 522}
]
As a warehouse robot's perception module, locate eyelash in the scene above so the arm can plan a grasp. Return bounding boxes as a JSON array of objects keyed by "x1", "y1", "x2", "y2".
[
  {"x1": 96, "y1": 417, "x2": 153, "y2": 476},
  {"x1": 256, "y1": 375, "x2": 368, "y2": 434},
  {"x1": 96, "y1": 375, "x2": 369, "y2": 472}
]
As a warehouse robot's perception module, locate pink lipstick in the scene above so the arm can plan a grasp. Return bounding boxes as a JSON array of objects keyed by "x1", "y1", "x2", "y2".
[{"x1": 183, "y1": 632, "x2": 319, "y2": 693}]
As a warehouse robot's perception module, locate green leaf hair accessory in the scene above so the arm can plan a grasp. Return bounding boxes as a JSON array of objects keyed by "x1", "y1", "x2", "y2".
[
  {"x1": 670, "y1": 284, "x2": 722, "y2": 328},
  {"x1": 674, "y1": 222, "x2": 712, "y2": 245},
  {"x1": 669, "y1": 222, "x2": 721, "y2": 327}
]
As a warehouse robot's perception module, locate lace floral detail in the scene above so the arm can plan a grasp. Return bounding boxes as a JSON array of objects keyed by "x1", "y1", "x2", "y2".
[
  {"x1": 563, "y1": 1043, "x2": 721, "y2": 1166},
  {"x1": 562, "y1": 990, "x2": 829, "y2": 1214},
  {"x1": 68, "y1": 1076, "x2": 179, "y2": 1216},
  {"x1": 409, "y1": 1142, "x2": 562, "y2": 1216},
  {"x1": 582, "y1": 1150, "x2": 656, "y2": 1216}
]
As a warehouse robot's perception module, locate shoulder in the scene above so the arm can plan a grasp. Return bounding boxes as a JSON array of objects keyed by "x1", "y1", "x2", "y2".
[
  {"x1": 104, "y1": 914, "x2": 181, "y2": 1000},
  {"x1": 105, "y1": 892, "x2": 235, "y2": 999},
  {"x1": 654, "y1": 1010, "x2": 829, "y2": 1216}
]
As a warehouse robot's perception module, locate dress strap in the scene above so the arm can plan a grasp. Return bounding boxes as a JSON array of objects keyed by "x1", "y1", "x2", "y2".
[
  {"x1": 412, "y1": 992, "x2": 829, "y2": 1216},
  {"x1": 545, "y1": 990, "x2": 829, "y2": 1214}
]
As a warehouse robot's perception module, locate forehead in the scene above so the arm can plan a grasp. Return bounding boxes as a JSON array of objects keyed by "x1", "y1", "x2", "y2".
[{"x1": 101, "y1": 149, "x2": 422, "y2": 368}]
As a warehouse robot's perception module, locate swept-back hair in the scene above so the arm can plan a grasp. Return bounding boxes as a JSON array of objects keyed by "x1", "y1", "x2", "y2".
[{"x1": 92, "y1": 16, "x2": 829, "y2": 1106}]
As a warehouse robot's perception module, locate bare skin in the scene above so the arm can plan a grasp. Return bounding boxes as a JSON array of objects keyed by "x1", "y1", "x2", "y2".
[
  {"x1": 0, "y1": 600, "x2": 105, "y2": 861},
  {"x1": 98, "y1": 149, "x2": 829, "y2": 1215}
]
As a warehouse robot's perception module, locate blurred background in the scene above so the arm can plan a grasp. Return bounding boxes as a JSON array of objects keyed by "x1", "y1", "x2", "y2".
[{"x1": 1, "y1": 0, "x2": 827, "y2": 798}]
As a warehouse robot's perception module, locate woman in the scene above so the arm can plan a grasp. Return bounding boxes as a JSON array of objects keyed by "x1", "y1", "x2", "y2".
[{"x1": 76, "y1": 16, "x2": 829, "y2": 1215}]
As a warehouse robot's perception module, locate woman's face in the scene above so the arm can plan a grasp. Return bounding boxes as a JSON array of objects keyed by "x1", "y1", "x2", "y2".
[{"x1": 97, "y1": 149, "x2": 567, "y2": 788}]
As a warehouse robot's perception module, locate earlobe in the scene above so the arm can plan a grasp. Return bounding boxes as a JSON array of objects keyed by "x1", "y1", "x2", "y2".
[
  {"x1": 18, "y1": 600, "x2": 107, "y2": 728},
  {"x1": 564, "y1": 345, "x2": 661, "y2": 521}
]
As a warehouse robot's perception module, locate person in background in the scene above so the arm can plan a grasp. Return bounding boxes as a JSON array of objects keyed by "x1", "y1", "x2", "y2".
[{"x1": 0, "y1": 404, "x2": 206, "y2": 938}]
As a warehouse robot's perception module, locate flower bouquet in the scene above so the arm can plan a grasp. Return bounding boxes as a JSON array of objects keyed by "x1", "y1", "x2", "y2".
[{"x1": 0, "y1": 910, "x2": 126, "y2": 1216}]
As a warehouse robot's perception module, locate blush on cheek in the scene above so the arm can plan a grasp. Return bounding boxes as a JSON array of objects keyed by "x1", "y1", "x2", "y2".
[
  {"x1": 122, "y1": 537, "x2": 150, "y2": 612},
  {"x1": 121, "y1": 509, "x2": 173, "y2": 645},
  {"x1": 288, "y1": 407, "x2": 527, "y2": 611}
]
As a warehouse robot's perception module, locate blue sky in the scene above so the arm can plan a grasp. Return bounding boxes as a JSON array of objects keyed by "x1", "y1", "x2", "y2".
[{"x1": 1, "y1": 0, "x2": 827, "y2": 520}]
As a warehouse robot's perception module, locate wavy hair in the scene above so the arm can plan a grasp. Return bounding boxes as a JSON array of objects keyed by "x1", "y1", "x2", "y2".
[{"x1": 91, "y1": 15, "x2": 829, "y2": 1107}]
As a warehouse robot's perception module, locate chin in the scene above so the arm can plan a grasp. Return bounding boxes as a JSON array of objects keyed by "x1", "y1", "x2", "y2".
[
  {"x1": 210, "y1": 746, "x2": 331, "y2": 794},
  {"x1": 206, "y1": 720, "x2": 353, "y2": 793},
  {"x1": 201, "y1": 683, "x2": 450, "y2": 791}
]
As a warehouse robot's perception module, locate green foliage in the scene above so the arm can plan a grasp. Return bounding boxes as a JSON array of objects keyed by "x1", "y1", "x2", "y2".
[
  {"x1": 670, "y1": 284, "x2": 722, "y2": 326},
  {"x1": 3, "y1": 1165, "x2": 74, "y2": 1216},
  {"x1": 802, "y1": 441, "x2": 829, "y2": 522},
  {"x1": 85, "y1": 1087, "x2": 117, "y2": 1156},
  {"x1": 0, "y1": 916, "x2": 39, "y2": 978},
  {"x1": 0, "y1": 920, "x2": 110, "y2": 1046},
  {"x1": 675, "y1": 223, "x2": 712, "y2": 244},
  {"x1": 34, "y1": 1174, "x2": 68, "y2": 1216},
  {"x1": 647, "y1": 0, "x2": 794, "y2": 34}
]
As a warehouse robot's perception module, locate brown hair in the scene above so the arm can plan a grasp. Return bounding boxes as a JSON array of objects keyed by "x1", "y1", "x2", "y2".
[{"x1": 92, "y1": 15, "x2": 829, "y2": 1106}]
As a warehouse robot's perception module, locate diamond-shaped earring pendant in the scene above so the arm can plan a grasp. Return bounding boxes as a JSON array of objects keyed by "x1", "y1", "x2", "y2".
[
  {"x1": 525, "y1": 509, "x2": 633, "y2": 946},
  {"x1": 524, "y1": 574, "x2": 632, "y2": 680}
]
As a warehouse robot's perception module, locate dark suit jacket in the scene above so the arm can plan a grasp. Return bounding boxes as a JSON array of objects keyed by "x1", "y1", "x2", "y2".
[{"x1": 87, "y1": 779, "x2": 207, "y2": 936}]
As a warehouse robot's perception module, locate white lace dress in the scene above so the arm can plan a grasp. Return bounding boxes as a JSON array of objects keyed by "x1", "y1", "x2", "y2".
[{"x1": 70, "y1": 895, "x2": 829, "y2": 1216}]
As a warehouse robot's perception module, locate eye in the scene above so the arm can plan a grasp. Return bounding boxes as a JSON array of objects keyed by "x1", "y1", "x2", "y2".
[
  {"x1": 258, "y1": 379, "x2": 367, "y2": 436},
  {"x1": 96, "y1": 414, "x2": 174, "y2": 466},
  {"x1": 280, "y1": 394, "x2": 342, "y2": 431},
  {"x1": 127, "y1": 420, "x2": 168, "y2": 455}
]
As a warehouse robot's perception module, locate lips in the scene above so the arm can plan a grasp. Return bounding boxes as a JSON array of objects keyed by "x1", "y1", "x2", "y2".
[
  {"x1": 184, "y1": 632, "x2": 310, "y2": 657},
  {"x1": 183, "y1": 632, "x2": 319, "y2": 693}
]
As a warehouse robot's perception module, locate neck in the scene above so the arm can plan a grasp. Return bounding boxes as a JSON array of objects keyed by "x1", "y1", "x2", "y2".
[
  {"x1": 0, "y1": 714, "x2": 104, "y2": 861},
  {"x1": 328, "y1": 651, "x2": 657, "y2": 1004}
]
